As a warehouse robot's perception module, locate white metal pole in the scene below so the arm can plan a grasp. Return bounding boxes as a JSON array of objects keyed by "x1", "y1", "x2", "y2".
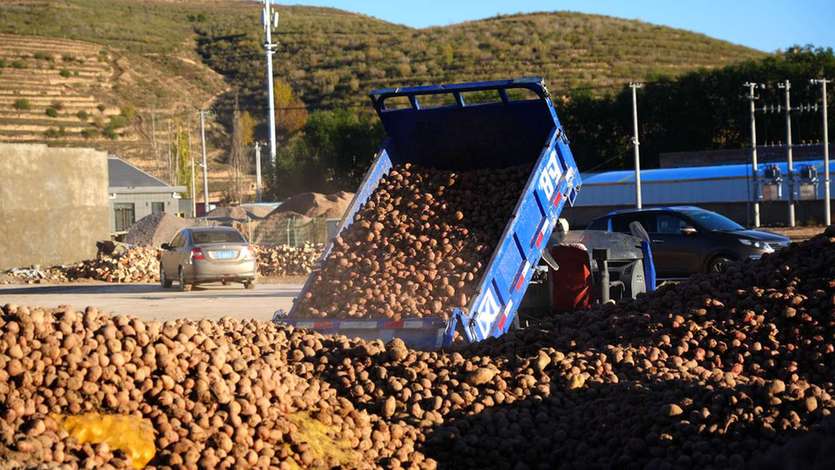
[
  {"x1": 630, "y1": 83, "x2": 643, "y2": 209},
  {"x1": 188, "y1": 118, "x2": 196, "y2": 218},
  {"x1": 199, "y1": 110, "x2": 210, "y2": 216},
  {"x1": 255, "y1": 142, "x2": 262, "y2": 202},
  {"x1": 745, "y1": 83, "x2": 761, "y2": 227},
  {"x1": 263, "y1": 0, "x2": 278, "y2": 165},
  {"x1": 782, "y1": 80, "x2": 796, "y2": 227},
  {"x1": 813, "y1": 79, "x2": 831, "y2": 226}
]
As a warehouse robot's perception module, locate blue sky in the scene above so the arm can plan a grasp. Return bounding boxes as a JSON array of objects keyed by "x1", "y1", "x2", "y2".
[{"x1": 281, "y1": 0, "x2": 835, "y2": 52}]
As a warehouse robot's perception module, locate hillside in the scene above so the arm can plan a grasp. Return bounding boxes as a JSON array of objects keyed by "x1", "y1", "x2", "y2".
[
  {"x1": 197, "y1": 7, "x2": 766, "y2": 108},
  {"x1": 0, "y1": 0, "x2": 766, "y2": 200}
]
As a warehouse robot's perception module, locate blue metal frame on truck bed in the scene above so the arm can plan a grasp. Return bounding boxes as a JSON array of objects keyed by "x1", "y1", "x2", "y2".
[{"x1": 275, "y1": 77, "x2": 581, "y2": 349}]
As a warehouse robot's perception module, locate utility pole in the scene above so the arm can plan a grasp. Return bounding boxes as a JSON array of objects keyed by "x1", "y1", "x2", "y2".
[
  {"x1": 188, "y1": 115, "x2": 196, "y2": 218},
  {"x1": 254, "y1": 142, "x2": 263, "y2": 202},
  {"x1": 199, "y1": 110, "x2": 210, "y2": 217},
  {"x1": 744, "y1": 82, "x2": 765, "y2": 227},
  {"x1": 811, "y1": 78, "x2": 831, "y2": 226},
  {"x1": 778, "y1": 80, "x2": 796, "y2": 227},
  {"x1": 630, "y1": 82, "x2": 643, "y2": 208},
  {"x1": 167, "y1": 119, "x2": 174, "y2": 184},
  {"x1": 151, "y1": 108, "x2": 159, "y2": 178},
  {"x1": 262, "y1": 0, "x2": 279, "y2": 164}
]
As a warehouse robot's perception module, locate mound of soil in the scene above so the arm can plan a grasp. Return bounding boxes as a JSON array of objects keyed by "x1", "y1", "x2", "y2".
[
  {"x1": 206, "y1": 206, "x2": 249, "y2": 222},
  {"x1": 124, "y1": 213, "x2": 190, "y2": 247},
  {"x1": 272, "y1": 191, "x2": 353, "y2": 219}
]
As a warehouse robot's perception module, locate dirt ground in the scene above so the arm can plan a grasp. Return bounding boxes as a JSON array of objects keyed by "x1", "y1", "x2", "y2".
[
  {"x1": 0, "y1": 282, "x2": 302, "y2": 322},
  {"x1": 768, "y1": 225, "x2": 827, "y2": 241}
]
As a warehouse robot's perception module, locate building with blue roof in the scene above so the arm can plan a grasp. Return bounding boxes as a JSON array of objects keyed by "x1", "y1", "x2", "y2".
[{"x1": 563, "y1": 159, "x2": 834, "y2": 228}]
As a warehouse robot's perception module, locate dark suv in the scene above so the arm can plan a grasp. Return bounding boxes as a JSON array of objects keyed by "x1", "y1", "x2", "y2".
[{"x1": 587, "y1": 206, "x2": 790, "y2": 279}]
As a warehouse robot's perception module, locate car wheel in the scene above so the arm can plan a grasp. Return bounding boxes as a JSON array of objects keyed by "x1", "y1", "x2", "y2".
[
  {"x1": 707, "y1": 256, "x2": 733, "y2": 274},
  {"x1": 244, "y1": 280, "x2": 256, "y2": 290},
  {"x1": 178, "y1": 268, "x2": 192, "y2": 292},
  {"x1": 160, "y1": 267, "x2": 172, "y2": 288}
]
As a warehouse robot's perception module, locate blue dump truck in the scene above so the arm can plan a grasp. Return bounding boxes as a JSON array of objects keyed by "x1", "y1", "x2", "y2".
[{"x1": 274, "y1": 77, "x2": 581, "y2": 349}]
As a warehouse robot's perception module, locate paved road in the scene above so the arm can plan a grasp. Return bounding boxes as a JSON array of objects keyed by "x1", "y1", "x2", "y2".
[{"x1": 0, "y1": 283, "x2": 302, "y2": 322}]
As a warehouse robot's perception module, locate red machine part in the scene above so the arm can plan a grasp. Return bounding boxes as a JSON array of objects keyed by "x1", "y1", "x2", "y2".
[{"x1": 549, "y1": 244, "x2": 592, "y2": 312}]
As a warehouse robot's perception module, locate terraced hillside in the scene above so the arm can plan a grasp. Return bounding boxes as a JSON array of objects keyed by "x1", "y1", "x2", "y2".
[{"x1": 0, "y1": 31, "x2": 237, "y2": 197}]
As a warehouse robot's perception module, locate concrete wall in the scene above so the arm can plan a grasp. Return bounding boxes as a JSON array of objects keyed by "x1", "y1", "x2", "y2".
[
  {"x1": 0, "y1": 143, "x2": 109, "y2": 269},
  {"x1": 109, "y1": 192, "x2": 183, "y2": 233}
]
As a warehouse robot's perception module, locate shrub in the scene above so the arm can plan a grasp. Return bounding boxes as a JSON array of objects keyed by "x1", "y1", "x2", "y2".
[
  {"x1": 33, "y1": 51, "x2": 52, "y2": 61},
  {"x1": 44, "y1": 128, "x2": 59, "y2": 138},
  {"x1": 45, "y1": 107, "x2": 59, "y2": 118},
  {"x1": 11, "y1": 60, "x2": 25, "y2": 69},
  {"x1": 119, "y1": 105, "x2": 136, "y2": 120},
  {"x1": 59, "y1": 69, "x2": 71, "y2": 78},
  {"x1": 61, "y1": 53, "x2": 75, "y2": 62},
  {"x1": 80, "y1": 128, "x2": 98, "y2": 139},
  {"x1": 108, "y1": 115, "x2": 129, "y2": 129},
  {"x1": 13, "y1": 99, "x2": 30, "y2": 111},
  {"x1": 77, "y1": 110, "x2": 89, "y2": 121},
  {"x1": 0, "y1": 58, "x2": 6, "y2": 68},
  {"x1": 102, "y1": 126, "x2": 118, "y2": 140},
  {"x1": 97, "y1": 104, "x2": 106, "y2": 113}
]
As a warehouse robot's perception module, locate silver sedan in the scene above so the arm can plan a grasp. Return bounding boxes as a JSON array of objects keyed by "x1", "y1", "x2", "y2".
[{"x1": 160, "y1": 226, "x2": 257, "y2": 291}]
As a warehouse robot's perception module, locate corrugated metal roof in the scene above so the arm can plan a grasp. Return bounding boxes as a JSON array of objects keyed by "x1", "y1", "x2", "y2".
[
  {"x1": 108, "y1": 156, "x2": 170, "y2": 188},
  {"x1": 582, "y1": 159, "x2": 834, "y2": 185}
]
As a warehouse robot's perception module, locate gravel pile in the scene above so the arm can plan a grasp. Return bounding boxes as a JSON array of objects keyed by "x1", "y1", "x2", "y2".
[
  {"x1": 124, "y1": 214, "x2": 191, "y2": 248},
  {"x1": 294, "y1": 163, "x2": 529, "y2": 320}
]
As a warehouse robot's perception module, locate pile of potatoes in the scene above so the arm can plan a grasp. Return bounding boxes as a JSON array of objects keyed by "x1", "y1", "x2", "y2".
[
  {"x1": 283, "y1": 226, "x2": 835, "y2": 468},
  {"x1": 1, "y1": 226, "x2": 832, "y2": 468},
  {"x1": 294, "y1": 163, "x2": 530, "y2": 320},
  {"x1": 0, "y1": 307, "x2": 435, "y2": 469}
]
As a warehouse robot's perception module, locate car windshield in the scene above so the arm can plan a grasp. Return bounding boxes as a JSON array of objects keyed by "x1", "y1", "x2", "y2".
[
  {"x1": 191, "y1": 230, "x2": 245, "y2": 244},
  {"x1": 680, "y1": 209, "x2": 744, "y2": 232}
]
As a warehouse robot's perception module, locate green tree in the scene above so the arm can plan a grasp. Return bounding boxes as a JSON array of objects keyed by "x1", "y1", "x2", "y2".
[
  {"x1": 172, "y1": 124, "x2": 193, "y2": 198},
  {"x1": 267, "y1": 109, "x2": 383, "y2": 199}
]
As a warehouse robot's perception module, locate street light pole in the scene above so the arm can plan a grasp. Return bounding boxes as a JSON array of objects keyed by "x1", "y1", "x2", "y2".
[
  {"x1": 811, "y1": 78, "x2": 831, "y2": 226},
  {"x1": 630, "y1": 82, "x2": 644, "y2": 209},
  {"x1": 199, "y1": 110, "x2": 210, "y2": 216}
]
